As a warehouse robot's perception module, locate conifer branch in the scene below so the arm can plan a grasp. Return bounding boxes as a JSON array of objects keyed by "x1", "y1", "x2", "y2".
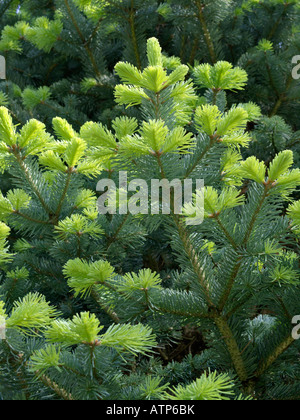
[
  {"x1": 213, "y1": 314, "x2": 248, "y2": 383},
  {"x1": 214, "y1": 216, "x2": 238, "y2": 249},
  {"x1": 53, "y1": 169, "x2": 73, "y2": 224},
  {"x1": 173, "y1": 215, "x2": 214, "y2": 307},
  {"x1": 242, "y1": 186, "x2": 269, "y2": 245},
  {"x1": 269, "y1": 74, "x2": 294, "y2": 117},
  {"x1": 2, "y1": 341, "x2": 31, "y2": 400},
  {"x1": 63, "y1": 0, "x2": 101, "y2": 77},
  {"x1": 217, "y1": 260, "x2": 242, "y2": 312},
  {"x1": 38, "y1": 374, "x2": 75, "y2": 400},
  {"x1": 255, "y1": 335, "x2": 295, "y2": 378},
  {"x1": 13, "y1": 152, "x2": 52, "y2": 216},
  {"x1": 155, "y1": 138, "x2": 213, "y2": 307},
  {"x1": 1, "y1": 0, "x2": 14, "y2": 15},
  {"x1": 195, "y1": 1, "x2": 217, "y2": 64},
  {"x1": 106, "y1": 213, "x2": 130, "y2": 249},
  {"x1": 85, "y1": 17, "x2": 104, "y2": 46},
  {"x1": 185, "y1": 135, "x2": 218, "y2": 179},
  {"x1": 267, "y1": 3, "x2": 288, "y2": 40},
  {"x1": 14, "y1": 210, "x2": 52, "y2": 226},
  {"x1": 128, "y1": 0, "x2": 142, "y2": 70},
  {"x1": 149, "y1": 300, "x2": 210, "y2": 319},
  {"x1": 90, "y1": 288, "x2": 120, "y2": 324}
]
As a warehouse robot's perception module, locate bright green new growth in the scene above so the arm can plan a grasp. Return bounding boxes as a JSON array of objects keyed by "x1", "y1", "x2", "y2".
[
  {"x1": 5, "y1": 293, "x2": 59, "y2": 333},
  {"x1": 118, "y1": 269, "x2": 162, "y2": 298},
  {"x1": 165, "y1": 371, "x2": 235, "y2": 401},
  {"x1": 63, "y1": 258, "x2": 115, "y2": 297},
  {"x1": 115, "y1": 38, "x2": 197, "y2": 126},
  {"x1": 28, "y1": 345, "x2": 62, "y2": 376},
  {"x1": 29, "y1": 318, "x2": 156, "y2": 373},
  {"x1": 193, "y1": 61, "x2": 248, "y2": 91}
]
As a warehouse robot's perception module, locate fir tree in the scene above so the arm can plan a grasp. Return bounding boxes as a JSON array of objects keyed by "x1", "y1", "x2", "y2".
[{"x1": 0, "y1": 2, "x2": 299, "y2": 401}]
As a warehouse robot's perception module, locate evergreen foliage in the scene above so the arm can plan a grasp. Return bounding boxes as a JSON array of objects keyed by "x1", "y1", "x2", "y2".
[{"x1": 0, "y1": 0, "x2": 299, "y2": 401}]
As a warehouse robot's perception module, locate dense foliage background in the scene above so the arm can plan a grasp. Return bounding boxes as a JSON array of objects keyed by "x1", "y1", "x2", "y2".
[{"x1": 0, "y1": 0, "x2": 300, "y2": 401}]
